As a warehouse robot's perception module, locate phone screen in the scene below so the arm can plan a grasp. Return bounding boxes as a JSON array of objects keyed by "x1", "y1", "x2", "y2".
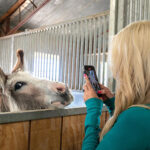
[{"x1": 84, "y1": 65, "x2": 101, "y2": 97}]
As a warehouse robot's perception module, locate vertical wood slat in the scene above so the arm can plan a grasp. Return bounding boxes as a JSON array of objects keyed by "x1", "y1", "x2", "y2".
[
  {"x1": 0, "y1": 112, "x2": 109, "y2": 150},
  {"x1": 30, "y1": 118, "x2": 61, "y2": 150},
  {"x1": 61, "y1": 114, "x2": 86, "y2": 150},
  {"x1": 0, "y1": 122, "x2": 29, "y2": 150}
]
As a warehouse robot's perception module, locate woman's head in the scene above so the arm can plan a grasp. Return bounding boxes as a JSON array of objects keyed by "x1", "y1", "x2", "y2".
[
  {"x1": 101, "y1": 21, "x2": 150, "y2": 140},
  {"x1": 111, "y1": 21, "x2": 150, "y2": 106}
]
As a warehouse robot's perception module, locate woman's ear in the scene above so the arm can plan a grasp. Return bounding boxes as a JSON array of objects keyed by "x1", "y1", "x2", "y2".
[{"x1": 12, "y1": 49, "x2": 24, "y2": 73}]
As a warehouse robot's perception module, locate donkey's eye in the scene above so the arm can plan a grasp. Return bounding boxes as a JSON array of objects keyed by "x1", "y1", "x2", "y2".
[{"x1": 14, "y1": 82, "x2": 26, "y2": 91}]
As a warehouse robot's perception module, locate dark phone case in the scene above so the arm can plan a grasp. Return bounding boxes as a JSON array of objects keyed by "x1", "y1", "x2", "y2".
[{"x1": 84, "y1": 65, "x2": 102, "y2": 97}]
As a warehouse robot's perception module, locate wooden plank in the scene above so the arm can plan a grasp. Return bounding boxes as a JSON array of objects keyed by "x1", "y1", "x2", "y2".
[
  {"x1": 0, "y1": 0, "x2": 26, "y2": 23},
  {"x1": 30, "y1": 117, "x2": 61, "y2": 150},
  {"x1": 0, "y1": 121, "x2": 29, "y2": 150},
  {"x1": 61, "y1": 114, "x2": 86, "y2": 150},
  {"x1": 7, "y1": 0, "x2": 51, "y2": 35}
]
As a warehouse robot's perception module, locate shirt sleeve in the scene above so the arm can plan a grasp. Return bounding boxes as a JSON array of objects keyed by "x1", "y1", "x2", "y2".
[
  {"x1": 103, "y1": 97, "x2": 115, "y2": 116},
  {"x1": 82, "y1": 98, "x2": 103, "y2": 150}
]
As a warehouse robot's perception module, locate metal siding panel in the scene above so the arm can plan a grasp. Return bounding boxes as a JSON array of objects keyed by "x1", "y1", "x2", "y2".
[
  {"x1": 64, "y1": 24, "x2": 69, "y2": 84},
  {"x1": 61, "y1": 25, "x2": 66, "y2": 82},
  {"x1": 71, "y1": 22, "x2": 77, "y2": 89},
  {"x1": 97, "y1": 17, "x2": 102, "y2": 81},
  {"x1": 102, "y1": 16, "x2": 107, "y2": 85},
  {"x1": 149, "y1": 0, "x2": 150, "y2": 20},
  {"x1": 79, "y1": 21, "x2": 85, "y2": 90},
  {"x1": 93, "y1": 18, "x2": 97, "y2": 69},
  {"x1": 58, "y1": 25, "x2": 63, "y2": 82},
  {"x1": 55, "y1": 27, "x2": 59, "y2": 82},
  {"x1": 75, "y1": 21, "x2": 80, "y2": 90},
  {"x1": 88, "y1": 19, "x2": 93, "y2": 65},
  {"x1": 67, "y1": 23, "x2": 73, "y2": 88},
  {"x1": 49, "y1": 27, "x2": 53, "y2": 81},
  {"x1": 84, "y1": 19, "x2": 88, "y2": 66}
]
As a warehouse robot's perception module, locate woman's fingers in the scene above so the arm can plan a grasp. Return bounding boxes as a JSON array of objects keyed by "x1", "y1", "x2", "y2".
[
  {"x1": 83, "y1": 84, "x2": 88, "y2": 91},
  {"x1": 84, "y1": 75, "x2": 92, "y2": 89},
  {"x1": 98, "y1": 89, "x2": 114, "y2": 99},
  {"x1": 99, "y1": 89, "x2": 106, "y2": 94},
  {"x1": 99, "y1": 83, "x2": 108, "y2": 90}
]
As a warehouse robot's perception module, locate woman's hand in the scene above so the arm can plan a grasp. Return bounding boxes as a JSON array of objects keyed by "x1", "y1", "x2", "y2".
[
  {"x1": 83, "y1": 75, "x2": 99, "y2": 102},
  {"x1": 99, "y1": 84, "x2": 114, "y2": 102}
]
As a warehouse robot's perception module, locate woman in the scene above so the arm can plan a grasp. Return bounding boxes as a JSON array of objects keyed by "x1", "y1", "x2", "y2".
[{"x1": 82, "y1": 21, "x2": 150, "y2": 150}]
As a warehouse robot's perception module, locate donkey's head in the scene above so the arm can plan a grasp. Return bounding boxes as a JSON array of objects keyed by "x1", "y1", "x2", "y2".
[{"x1": 0, "y1": 50, "x2": 73, "y2": 112}]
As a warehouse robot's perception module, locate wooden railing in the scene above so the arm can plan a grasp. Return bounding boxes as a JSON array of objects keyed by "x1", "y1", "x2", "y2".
[{"x1": 0, "y1": 111, "x2": 109, "y2": 150}]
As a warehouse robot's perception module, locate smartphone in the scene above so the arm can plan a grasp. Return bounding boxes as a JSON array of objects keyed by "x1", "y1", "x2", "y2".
[{"x1": 84, "y1": 65, "x2": 102, "y2": 97}]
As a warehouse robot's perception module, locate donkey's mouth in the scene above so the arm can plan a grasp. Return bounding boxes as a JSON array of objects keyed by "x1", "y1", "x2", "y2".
[{"x1": 51, "y1": 100, "x2": 69, "y2": 106}]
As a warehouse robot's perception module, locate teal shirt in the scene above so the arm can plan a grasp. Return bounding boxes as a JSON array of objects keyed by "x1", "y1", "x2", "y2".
[{"x1": 82, "y1": 97, "x2": 150, "y2": 150}]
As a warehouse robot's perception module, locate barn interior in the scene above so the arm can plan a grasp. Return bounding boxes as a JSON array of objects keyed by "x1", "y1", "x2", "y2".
[{"x1": 0, "y1": 0, "x2": 150, "y2": 150}]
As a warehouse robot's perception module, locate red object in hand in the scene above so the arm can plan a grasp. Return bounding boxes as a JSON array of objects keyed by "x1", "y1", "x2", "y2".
[{"x1": 97, "y1": 90, "x2": 102, "y2": 94}]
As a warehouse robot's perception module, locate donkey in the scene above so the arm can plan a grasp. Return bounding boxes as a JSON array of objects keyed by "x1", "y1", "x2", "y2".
[{"x1": 0, "y1": 50, "x2": 73, "y2": 112}]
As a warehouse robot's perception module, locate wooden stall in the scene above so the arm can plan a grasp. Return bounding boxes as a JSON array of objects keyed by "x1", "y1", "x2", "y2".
[{"x1": 0, "y1": 107, "x2": 109, "y2": 150}]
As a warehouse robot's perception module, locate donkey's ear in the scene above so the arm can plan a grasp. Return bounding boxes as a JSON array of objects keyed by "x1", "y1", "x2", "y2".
[
  {"x1": 0, "y1": 68, "x2": 6, "y2": 90},
  {"x1": 12, "y1": 49, "x2": 24, "y2": 73}
]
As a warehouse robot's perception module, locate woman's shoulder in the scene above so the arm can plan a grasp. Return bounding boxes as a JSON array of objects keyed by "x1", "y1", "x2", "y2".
[{"x1": 118, "y1": 105, "x2": 150, "y2": 127}]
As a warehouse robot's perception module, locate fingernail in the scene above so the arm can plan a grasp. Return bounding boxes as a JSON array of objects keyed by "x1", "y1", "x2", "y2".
[
  {"x1": 84, "y1": 74, "x2": 87, "y2": 78},
  {"x1": 97, "y1": 90, "x2": 101, "y2": 94}
]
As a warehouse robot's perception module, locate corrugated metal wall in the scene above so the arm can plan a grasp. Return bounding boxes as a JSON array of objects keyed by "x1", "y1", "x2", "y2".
[
  {"x1": 0, "y1": 12, "x2": 109, "y2": 90},
  {"x1": 117, "y1": 0, "x2": 150, "y2": 31},
  {"x1": 108, "y1": 0, "x2": 150, "y2": 91},
  {"x1": 0, "y1": 38, "x2": 12, "y2": 74}
]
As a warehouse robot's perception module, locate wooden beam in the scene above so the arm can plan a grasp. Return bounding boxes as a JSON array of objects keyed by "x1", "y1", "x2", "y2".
[
  {"x1": 0, "y1": 0, "x2": 26, "y2": 23},
  {"x1": 7, "y1": 0, "x2": 51, "y2": 35},
  {"x1": 29, "y1": 0, "x2": 37, "y2": 8}
]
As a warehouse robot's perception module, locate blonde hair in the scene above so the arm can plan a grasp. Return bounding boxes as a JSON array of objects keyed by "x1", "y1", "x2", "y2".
[{"x1": 100, "y1": 21, "x2": 150, "y2": 140}]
